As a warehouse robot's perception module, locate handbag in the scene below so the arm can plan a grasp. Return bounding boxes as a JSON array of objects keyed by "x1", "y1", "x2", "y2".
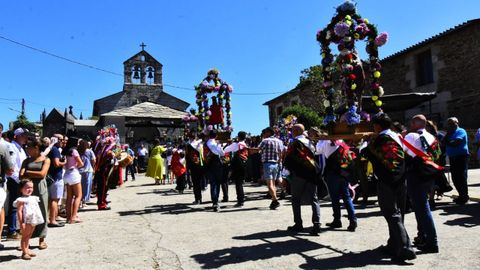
[
  {"x1": 46, "y1": 174, "x2": 56, "y2": 186},
  {"x1": 400, "y1": 137, "x2": 444, "y2": 178}
]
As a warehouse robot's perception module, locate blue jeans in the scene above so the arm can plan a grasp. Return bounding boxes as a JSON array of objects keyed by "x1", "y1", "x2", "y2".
[
  {"x1": 206, "y1": 162, "x2": 223, "y2": 205},
  {"x1": 326, "y1": 172, "x2": 356, "y2": 222},
  {"x1": 81, "y1": 172, "x2": 93, "y2": 203},
  {"x1": 6, "y1": 179, "x2": 20, "y2": 234},
  {"x1": 407, "y1": 172, "x2": 438, "y2": 247}
]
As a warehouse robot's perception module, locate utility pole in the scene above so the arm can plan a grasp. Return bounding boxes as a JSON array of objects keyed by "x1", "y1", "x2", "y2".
[{"x1": 21, "y1": 98, "x2": 25, "y2": 116}]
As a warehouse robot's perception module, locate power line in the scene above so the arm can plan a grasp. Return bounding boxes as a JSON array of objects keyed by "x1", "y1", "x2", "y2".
[{"x1": 0, "y1": 34, "x2": 286, "y2": 96}]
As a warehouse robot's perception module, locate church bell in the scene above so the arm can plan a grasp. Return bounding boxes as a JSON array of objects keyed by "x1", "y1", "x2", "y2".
[
  {"x1": 133, "y1": 66, "x2": 140, "y2": 79},
  {"x1": 147, "y1": 67, "x2": 154, "y2": 79}
]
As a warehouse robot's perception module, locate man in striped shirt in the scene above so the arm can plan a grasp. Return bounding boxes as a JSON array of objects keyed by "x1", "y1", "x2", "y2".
[{"x1": 258, "y1": 127, "x2": 284, "y2": 210}]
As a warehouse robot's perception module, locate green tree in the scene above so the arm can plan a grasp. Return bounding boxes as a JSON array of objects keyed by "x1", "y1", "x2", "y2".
[
  {"x1": 12, "y1": 114, "x2": 38, "y2": 131},
  {"x1": 297, "y1": 65, "x2": 323, "y2": 88},
  {"x1": 281, "y1": 105, "x2": 323, "y2": 130}
]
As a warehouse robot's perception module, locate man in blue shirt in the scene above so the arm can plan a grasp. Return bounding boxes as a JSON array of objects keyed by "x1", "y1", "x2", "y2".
[{"x1": 443, "y1": 117, "x2": 469, "y2": 204}]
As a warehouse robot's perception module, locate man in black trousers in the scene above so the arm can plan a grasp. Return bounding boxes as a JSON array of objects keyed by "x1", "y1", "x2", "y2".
[
  {"x1": 362, "y1": 113, "x2": 416, "y2": 262},
  {"x1": 186, "y1": 133, "x2": 204, "y2": 205}
]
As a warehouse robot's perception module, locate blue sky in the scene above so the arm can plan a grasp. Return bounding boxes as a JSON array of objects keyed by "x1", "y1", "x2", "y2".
[{"x1": 0, "y1": 0, "x2": 478, "y2": 134}]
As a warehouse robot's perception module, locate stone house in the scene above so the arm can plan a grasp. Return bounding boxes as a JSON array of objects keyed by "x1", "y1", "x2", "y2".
[{"x1": 264, "y1": 19, "x2": 480, "y2": 130}]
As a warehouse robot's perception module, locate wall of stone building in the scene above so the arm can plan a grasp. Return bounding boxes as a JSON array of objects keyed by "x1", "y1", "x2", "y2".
[
  {"x1": 267, "y1": 83, "x2": 323, "y2": 126},
  {"x1": 381, "y1": 22, "x2": 480, "y2": 129}
]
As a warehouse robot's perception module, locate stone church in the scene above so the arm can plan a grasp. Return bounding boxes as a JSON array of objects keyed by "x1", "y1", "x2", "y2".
[
  {"x1": 42, "y1": 46, "x2": 189, "y2": 144},
  {"x1": 92, "y1": 46, "x2": 190, "y2": 144}
]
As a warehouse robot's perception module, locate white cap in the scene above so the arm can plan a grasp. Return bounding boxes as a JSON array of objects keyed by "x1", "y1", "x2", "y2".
[{"x1": 14, "y1": 128, "x2": 27, "y2": 136}]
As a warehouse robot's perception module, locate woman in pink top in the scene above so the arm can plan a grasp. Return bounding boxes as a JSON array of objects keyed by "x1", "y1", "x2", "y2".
[{"x1": 63, "y1": 138, "x2": 84, "y2": 224}]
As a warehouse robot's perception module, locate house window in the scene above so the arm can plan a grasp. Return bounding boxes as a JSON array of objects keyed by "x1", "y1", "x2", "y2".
[{"x1": 416, "y1": 49, "x2": 434, "y2": 86}]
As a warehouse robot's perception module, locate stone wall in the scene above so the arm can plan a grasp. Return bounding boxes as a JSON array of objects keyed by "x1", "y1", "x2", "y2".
[{"x1": 381, "y1": 21, "x2": 480, "y2": 129}]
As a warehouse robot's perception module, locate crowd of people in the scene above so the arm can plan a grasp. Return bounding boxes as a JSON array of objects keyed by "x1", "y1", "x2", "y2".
[
  {"x1": 0, "y1": 112, "x2": 475, "y2": 263},
  {"x1": 140, "y1": 113, "x2": 474, "y2": 264},
  {"x1": 0, "y1": 124, "x2": 134, "y2": 260}
]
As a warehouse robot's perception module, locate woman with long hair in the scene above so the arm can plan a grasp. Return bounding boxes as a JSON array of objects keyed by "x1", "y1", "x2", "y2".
[
  {"x1": 63, "y1": 138, "x2": 84, "y2": 223},
  {"x1": 19, "y1": 138, "x2": 51, "y2": 250}
]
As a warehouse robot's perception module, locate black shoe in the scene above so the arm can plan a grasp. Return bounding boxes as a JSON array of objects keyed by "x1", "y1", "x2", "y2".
[
  {"x1": 212, "y1": 204, "x2": 220, "y2": 212},
  {"x1": 413, "y1": 236, "x2": 426, "y2": 247},
  {"x1": 234, "y1": 202, "x2": 244, "y2": 207},
  {"x1": 416, "y1": 244, "x2": 439, "y2": 254},
  {"x1": 287, "y1": 223, "x2": 304, "y2": 232},
  {"x1": 453, "y1": 196, "x2": 469, "y2": 205},
  {"x1": 347, "y1": 221, "x2": 357, "y2": 232},
  {"x1": 222, "y1": 198, "x2": 229, "y2": 203},
  {"x1": 47, "y1": 223, "x2": 65, "y2": 228},
  {"x1": 309, "y1": 225, "x2": 321, "y2": 236},
  {"x1": 396, "y1": 248, "x2": 417, "y2": 261},
  {"x1": 269, "y1": 200, "x2": 280, "y2": 210},
  {"x1": 280, "y1": 191, "x2": 286, "y2": 200},
  {"x1": 326, "y1": 220, "x2": 342, "y2": 229}
]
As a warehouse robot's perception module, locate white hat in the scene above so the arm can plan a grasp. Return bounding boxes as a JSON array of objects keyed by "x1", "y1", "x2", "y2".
[{"x1": 14, "y1": 128, "x2": 27, "y2": 136}]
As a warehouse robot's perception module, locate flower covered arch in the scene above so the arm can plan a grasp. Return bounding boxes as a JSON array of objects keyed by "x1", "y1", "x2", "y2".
[
  {"x1": 194, "y1": 69, "x2": 233, "y2": 132},
  {"x1": 316, "y1": 0, "x2": 388, "y2": 126}
]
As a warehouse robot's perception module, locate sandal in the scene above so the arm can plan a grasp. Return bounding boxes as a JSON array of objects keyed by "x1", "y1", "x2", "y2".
[
  {"x1": 69, "y1": 219, "x2": 83, "y2": 224},
  {"x1": 21, "y1": 253, "x2": 32, "y2": 260},
  {"x1": 39, "y1": 242, "x2": 48, "y2": 250},
  {"x1": 29, "y1": 252, "x2": 37, "y2": 257}
]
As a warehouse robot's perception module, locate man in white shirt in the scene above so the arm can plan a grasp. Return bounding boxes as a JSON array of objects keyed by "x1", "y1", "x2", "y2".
[
  {"x1": 404, "y1": 114, "x2": 439, "y2": 254},
  {"x1": 205, "y1": 130, "x2": 225, "y2": 212},
  {"x1": 224, "y1": 131, "x2": 249, "y2": 207},
  {"x1": 0, "y1": 124, "x2": 14, "y2": 249},
  {"x1": 317, "y1": 138, "x2": 357, "y2": 232},
  {"x1": 6, "y1": 127, "x2": 28, "y2": 239},
  {"x1": 137, "y1": 144, "x2": 148, "y2": 171}
]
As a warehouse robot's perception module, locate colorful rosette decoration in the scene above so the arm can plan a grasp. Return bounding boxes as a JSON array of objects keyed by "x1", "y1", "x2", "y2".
[
  {"x1": 195, "y1": 68, "x2": 234, "y2": 133},
  {"x1": 316, "y1": 0, "x2": 388, "y2": 126}
]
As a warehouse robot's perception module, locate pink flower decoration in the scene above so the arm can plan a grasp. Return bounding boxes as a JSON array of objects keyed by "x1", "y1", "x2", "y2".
[
  {"x1": 334, "y1": 22, "x2": 350, "y2": 37},
  {"x1": 206, "y1": 110, "x2": 212, "y2": 116},
  {"x1": 207, "y1": 125, "x2": 213, "y2": 131},
  {"x1": 375, "y1": 32, "x2": 388, "y2": 47}
]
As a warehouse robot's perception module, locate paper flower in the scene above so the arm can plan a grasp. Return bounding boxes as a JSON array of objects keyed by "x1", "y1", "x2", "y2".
[
  {"x1": 334, "y1": 22, "x2": 350, "y2": 37},
  {"x1": 375, "y1": 32, "x2": 389, "y2": 47}
]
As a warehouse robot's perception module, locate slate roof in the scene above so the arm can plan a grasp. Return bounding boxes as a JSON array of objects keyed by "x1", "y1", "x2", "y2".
[
  {"x1": 74, "y1": 120, "x2": 98, "y2": 126},
  {"x1": 382, "y1": 19, "x2": 480, "y2": 62},
  {"x1": 101, "y1": 102, "x2": 186, "y2": 119}
]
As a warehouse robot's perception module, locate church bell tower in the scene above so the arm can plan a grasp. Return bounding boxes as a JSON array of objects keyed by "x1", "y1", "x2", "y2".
[{"x1": 123, "y1": 42, "x2": 163, "y2": 92}]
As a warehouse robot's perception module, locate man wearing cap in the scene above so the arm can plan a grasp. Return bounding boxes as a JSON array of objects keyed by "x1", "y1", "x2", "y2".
[
  {"x1": 0, "y1": 123, "x2": 15, "y2": 249},
  {"x1": 443, "y1": 117, "x2": 470, "y2": 204},
  {"x1": 6, "y1": 127, "x2": 28, "y2": 239}
]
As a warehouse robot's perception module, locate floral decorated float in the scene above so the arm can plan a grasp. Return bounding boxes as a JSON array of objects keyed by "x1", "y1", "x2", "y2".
[
  {"x1": 316, "y1": 0, "x2": 388, "y2": 139},
  {"x1": 192, "y1": 68, "x2": 234, "y2": 141}
]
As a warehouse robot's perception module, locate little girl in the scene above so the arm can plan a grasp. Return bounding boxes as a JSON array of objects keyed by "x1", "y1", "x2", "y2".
[{"x1": 14, "y1": 179, "x2": 45, "y2": 260}]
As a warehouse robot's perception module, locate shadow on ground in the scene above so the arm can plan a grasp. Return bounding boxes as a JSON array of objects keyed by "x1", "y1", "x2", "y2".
[
  {"x1": 438, "y1": 202, "x2": 480, "y2": 227},
  {"x1": 192, "y1": 230, "x2": 404, "y2": 269}
]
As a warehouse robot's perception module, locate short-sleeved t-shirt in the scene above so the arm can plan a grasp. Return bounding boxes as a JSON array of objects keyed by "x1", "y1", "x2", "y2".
[
  {"x1": 445, "y1": 127, "x2": 469, "y2": 157},
  {"x1": 80, "y1": 149, "x2": 95, "y2": 173},
  {"x1": 66, "y1": 149, "x2": 80, "y2": 169},
  {"x1": 48, "y1": 146, "x2": 63, "y2": 180},
  {"x1": 0, "y1": 139, "x2": 14, "y2": 178}
]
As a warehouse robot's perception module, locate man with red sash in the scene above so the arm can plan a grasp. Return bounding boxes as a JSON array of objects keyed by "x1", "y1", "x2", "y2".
[
  {"x1": 284, "y1": 124, "x2": 321, "y2": 236},
  {"x1": 224, "y1": 131, "x2": 249, "y2": 207},
  {"x1": 362, "y1": 113, "x2": 416, "y2": 262},
  {"x1": 186, "y1": 133, "x2": 204, "y2": 205},
  {"x1": 204, "y1": 130, "x2": 225, "y2": 212},
  {"x1": 404, "y1": 114, "x2": 441, "y2": 254}
]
